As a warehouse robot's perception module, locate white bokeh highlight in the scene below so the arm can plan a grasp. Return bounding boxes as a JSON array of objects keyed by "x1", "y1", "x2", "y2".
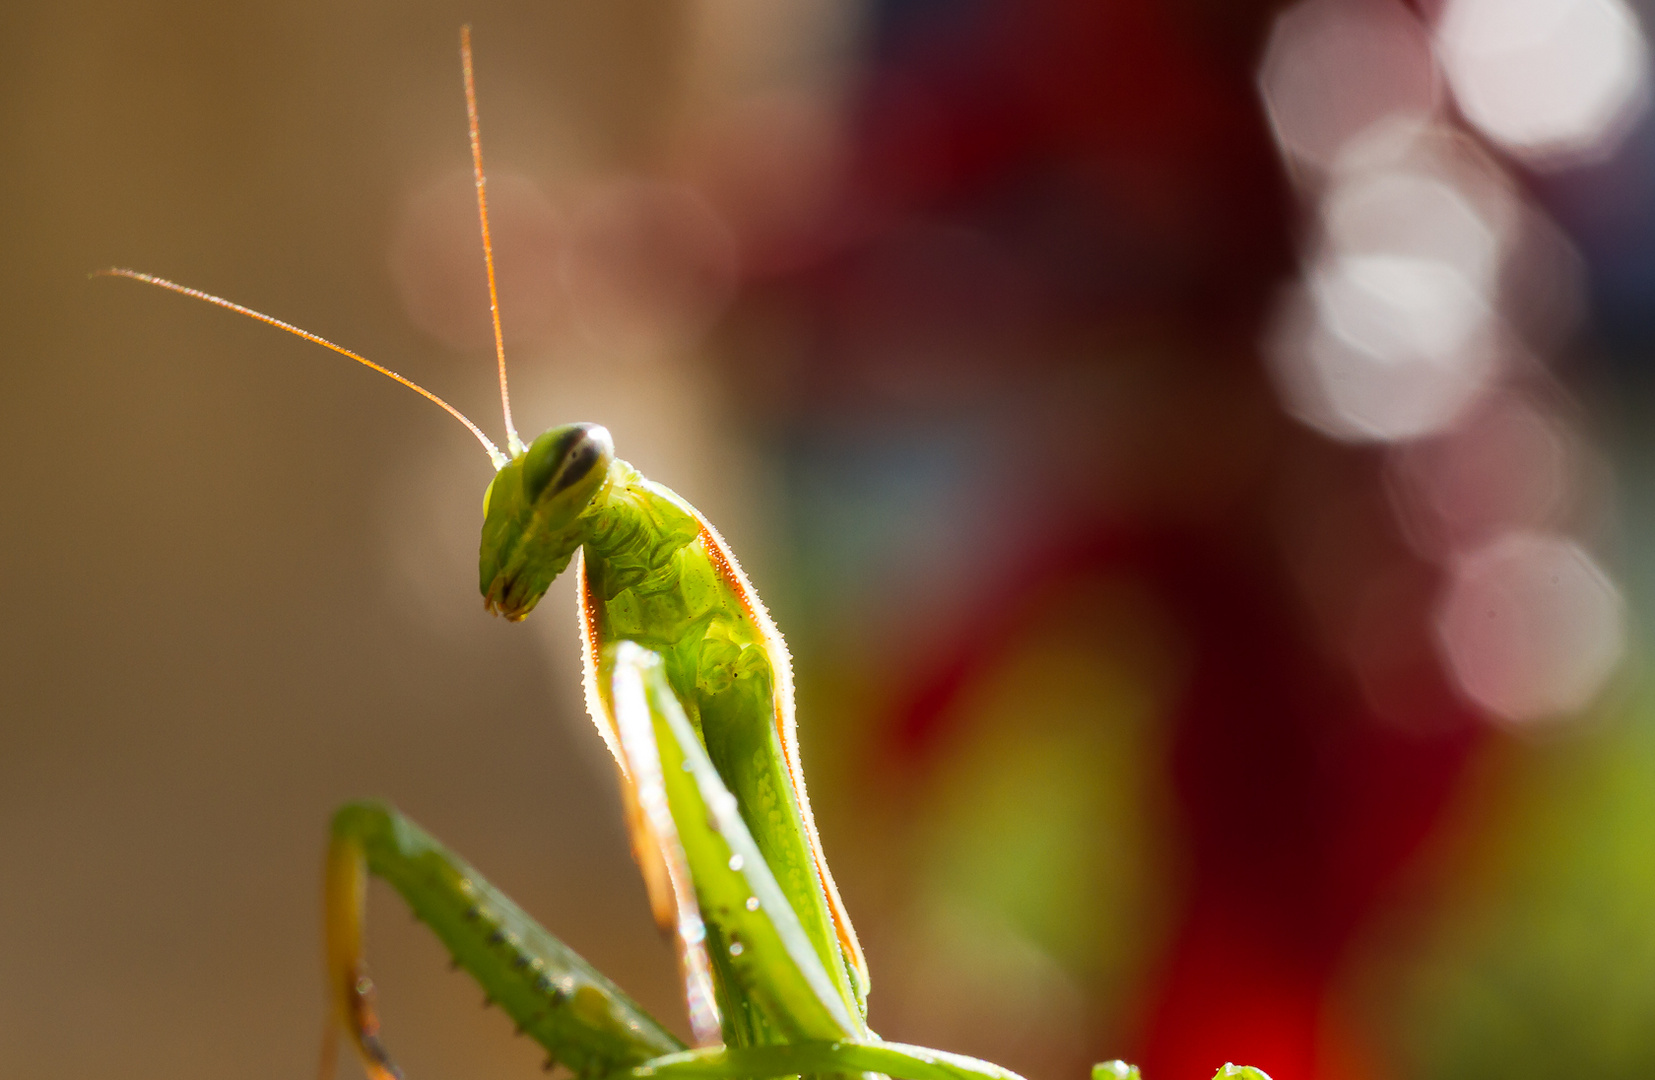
[
  {"x1": 1436, "y1": 0, "x2": 1652, "y2": 167},
  {"x1": 1321, "y1": 170, "x2": 1504, "y2": 291},
  {"x1": 1436, "y1": 532, "x2": 1625, "y2": 723},
  {"x1": 1259, "y1": 0, "x2": 1440, "y2": 174},
  {"x1": 1267, "y1": 119, "x2": 1526, "y2": 443},
  {"x1": 1269, "y1": 245, "x2": 1501, "y2": 442},
  {"x1": 1258, "y1": 0, "x2": 1627, "y2": 733}
]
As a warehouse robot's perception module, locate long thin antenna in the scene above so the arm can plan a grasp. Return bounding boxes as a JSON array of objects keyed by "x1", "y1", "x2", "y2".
[
  {"x1": 100, "y1": 269, "x2": 509, "y2": 469},
  {"x1": 460, "y1": 25, "x2": 523, "y2": 457}
]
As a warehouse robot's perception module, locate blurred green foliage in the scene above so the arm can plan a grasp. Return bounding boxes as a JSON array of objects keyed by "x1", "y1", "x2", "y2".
[{"x1": 1394, "y1": 692, "x2": 1655, "y2": 1079}]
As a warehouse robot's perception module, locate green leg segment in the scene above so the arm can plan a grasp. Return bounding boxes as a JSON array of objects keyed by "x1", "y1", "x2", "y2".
[
  {"x1": 606, "y1": 1040, "x2": 1032, "y2": 1080},
  {"x1": 325, "y1": 800, "x2": 684, "y2": 1079},
  {"x1": 608, "y1": 1048, "x2": 1248, "y2": 1080},
  {"x1": 606, "y1": 642, "x2": 858, "y2": 1044}
]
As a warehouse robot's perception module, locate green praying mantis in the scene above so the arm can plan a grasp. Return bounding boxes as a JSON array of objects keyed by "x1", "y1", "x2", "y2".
[{"x1": 102, "y1": 27, "x2": 1266, "y2": 1080}]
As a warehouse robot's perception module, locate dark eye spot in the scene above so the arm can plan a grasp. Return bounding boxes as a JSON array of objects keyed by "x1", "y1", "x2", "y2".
[
  {"x1": 522, "y1": 422, "x2": 612, "y2": 503},
  {"x1": 523, "y1": 425, "x2": 585, "y2": 500},
  {"x1": 550, "y1": 441, "x2": 600, "y2": 494}
]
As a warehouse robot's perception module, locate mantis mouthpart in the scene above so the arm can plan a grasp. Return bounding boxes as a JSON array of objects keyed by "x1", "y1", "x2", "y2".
[{"x1": 104, "y1": 24, "x2": 1269, "y2": 1080}]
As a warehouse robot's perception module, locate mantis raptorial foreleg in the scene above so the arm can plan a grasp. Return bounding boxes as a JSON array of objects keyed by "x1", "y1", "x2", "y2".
[
  {"x1": 603, "y1": 641, "x2": 859, "y2": 1045},
  {"x1": 321, "y1": 644, "x2": 1031, "y2": 1080},
  {"x1": 321, "y1": 640, "x2": 863, "y2": 1077},
  {"x1": 325, "y1": 800, "x2": 684, "y2": 1079},
  {"x1": 604, "y1": 1041, "x2": 1036, "y2": 1080}
]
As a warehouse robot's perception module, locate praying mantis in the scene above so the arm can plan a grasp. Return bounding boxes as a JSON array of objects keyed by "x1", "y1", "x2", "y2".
[{"x1": 102, "y1": 27, "x2": 1265, "y2": 1080}]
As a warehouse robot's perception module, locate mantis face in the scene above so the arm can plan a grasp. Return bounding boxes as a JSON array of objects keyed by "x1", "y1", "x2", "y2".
[{"x1": 480, "y1": 422, "x2": 615, "y2": 621}]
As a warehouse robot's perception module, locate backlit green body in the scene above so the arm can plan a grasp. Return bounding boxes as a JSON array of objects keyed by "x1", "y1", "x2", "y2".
[
  {"x1": 113, "y1": 38, "x2": 1266, "y2": 1080},
  {"x1": 321, "y1": 426, "x2": 1261, "y2": 1080},
  {"x1": 581, "y1": 466, "x2": 862, "y2": 1043},
  {"x1": 477, "y1": 427, "x2": 862, "y2": 1040}
]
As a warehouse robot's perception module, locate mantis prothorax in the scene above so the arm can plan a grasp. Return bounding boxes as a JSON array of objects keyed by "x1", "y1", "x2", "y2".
[{"x1": 103, "y1": 26, "x2": 1264, "y2": 1080}]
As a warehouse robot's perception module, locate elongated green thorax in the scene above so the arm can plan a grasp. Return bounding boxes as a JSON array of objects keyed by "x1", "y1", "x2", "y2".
[
  {"x1": 480, "y1": 423, "x2": 614, "y2": 620},
  {"x1": 574, "y1": 481, "x2": 872, "y2": 1034},
  {"x1": 480, "y1": 424, "x2": 872, "y2": 1032}
]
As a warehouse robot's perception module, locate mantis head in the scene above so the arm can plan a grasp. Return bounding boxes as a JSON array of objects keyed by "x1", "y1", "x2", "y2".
[
  {"x1": 104, "y1": 30, "x2": 612, "y2": 627},
  {"x1": 480, "y1": 422, "x2": 615, "y2": 621}
]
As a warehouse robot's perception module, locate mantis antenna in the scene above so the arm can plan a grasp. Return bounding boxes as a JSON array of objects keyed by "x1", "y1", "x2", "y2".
[
  {"x1": 460, "y1": 24, "x2": 524, "y2": 458},
  {"x1": 98, "y1": 268, "x2": 511, "y2": 470},
  {"x1": 98, "y1": 28, "x2": 534, "y2": 472}
]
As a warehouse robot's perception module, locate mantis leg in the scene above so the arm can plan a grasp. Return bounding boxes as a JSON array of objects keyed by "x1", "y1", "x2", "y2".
[
  {"x1": 605, "y1": 1048, "x2": 1229, "y2": 1080},
  {"x1": 602, "y1": 1040, "x2": 1032, "y2": 1080},
  {"x1": 602, "y1": 642, "x2": 860, "y2": 1046},
  {"x1": 605, "y1": 641, "x2": 867, "y2": 1045},
  {"x1": 324, "y1": 800, "x2": 684, "y2": 1079}
]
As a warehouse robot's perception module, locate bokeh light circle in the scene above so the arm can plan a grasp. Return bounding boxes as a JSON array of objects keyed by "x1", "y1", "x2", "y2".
[
  {"x1": 1268, "y1": 254, "x2": 1499, "y2": 442},
  {"x1": 1436, "y1": 0, "x2": 1652, "y2": 167},
  {"x1": 1387, "y1": 391, "x2": 1579, "y2": 559},
  {"x1": 1435, "y1": 531, "x2": 1625, "y2": 723},
  {"x1": 389, "y1": 170, "x2": 564, "y2": 351},
  {"x1": 560, "y1": 178, "x2": 739, "y2": 346},
  {"x1": 1259, "y1": 0, "x2": 1440, "y2": 174}
]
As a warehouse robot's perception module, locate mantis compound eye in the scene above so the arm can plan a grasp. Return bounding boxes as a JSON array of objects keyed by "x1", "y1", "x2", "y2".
[
  {"x1": 478, "y1": 423, "x2": 615, "y2": 621},
  {"x1": 523, "y1": 423, "x2": 614, "y2": 503}
]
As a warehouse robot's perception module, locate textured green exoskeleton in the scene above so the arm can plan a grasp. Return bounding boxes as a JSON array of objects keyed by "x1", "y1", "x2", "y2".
[
  {"x1": 327, "y1": 421, "x2": 877, "y2": 1077},
  {"x1": 104, "y1": 280, "x2": 1272, "y2": 1080},
  {"x1": 110, "y1": 28, "x2": 1269, "y2": 1080},
  {"x1": 488, "y1": 423, "x2": 869, "y2": 1031},
  {"x1": 325, "y1": 801, "x2": 683, "y2": 1080}
]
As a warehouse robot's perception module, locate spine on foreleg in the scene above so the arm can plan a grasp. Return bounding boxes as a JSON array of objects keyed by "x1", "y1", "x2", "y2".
[{"x1": 324, "y1": 800, "x2": 683, "y2": 1080}]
